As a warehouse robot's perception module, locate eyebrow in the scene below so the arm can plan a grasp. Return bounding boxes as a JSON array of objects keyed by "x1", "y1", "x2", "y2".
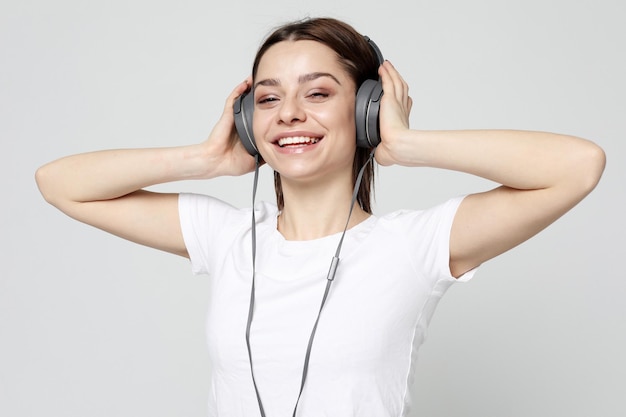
[{"x1": 254, "y1": 72, "x2": 342, "y2": 89}]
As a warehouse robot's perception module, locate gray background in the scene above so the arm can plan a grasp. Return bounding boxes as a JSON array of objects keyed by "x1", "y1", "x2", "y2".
[{"x1": 2, "y1": 0, "x2": 624, "y2": 416}]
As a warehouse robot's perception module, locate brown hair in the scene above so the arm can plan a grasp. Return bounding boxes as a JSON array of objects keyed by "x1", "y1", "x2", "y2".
[{"x1": 251, "y1": 17, "x2": 379, "y2": 213}]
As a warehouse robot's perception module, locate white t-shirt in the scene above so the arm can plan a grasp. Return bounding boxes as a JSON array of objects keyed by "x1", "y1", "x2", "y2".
[{"x1": 178, "y1": 193, "x2": 476, "y2": 417}]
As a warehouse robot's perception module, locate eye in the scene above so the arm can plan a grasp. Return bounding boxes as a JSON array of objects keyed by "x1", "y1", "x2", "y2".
[
  {"x1": 256, "y1": 96, "x2": 279, "y2": 106},
  {"x1": 307, "y1": 90, "x2": 330, "y2": 101}
]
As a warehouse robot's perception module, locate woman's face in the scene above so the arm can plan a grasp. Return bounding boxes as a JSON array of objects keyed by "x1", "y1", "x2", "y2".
[{"x1": 252, "y1": 40, "x2": 357, "y2": 184}]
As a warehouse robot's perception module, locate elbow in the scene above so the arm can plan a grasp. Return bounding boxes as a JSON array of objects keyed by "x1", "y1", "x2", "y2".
[
  {"x1": 572, "y1": 139, "x2": 606, "y2": 196},
  {"x1": 35, "y1": 164, "x2": 60, "y2": 206},
  {"x1": 583, "y1": 141, "x2": 606, "y2": 191}
]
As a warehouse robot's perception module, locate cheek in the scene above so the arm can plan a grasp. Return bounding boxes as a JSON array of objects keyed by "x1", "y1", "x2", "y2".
[
  {"x1": 318, "y1": 101, "x2": 356, "y2": 134},
  {"x1": 333, "y1": 108, "x2": 357, "y2": 147}
]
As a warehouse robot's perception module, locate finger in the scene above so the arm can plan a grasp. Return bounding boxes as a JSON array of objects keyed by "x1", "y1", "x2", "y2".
[
  {"x1": 378, "y1": 61, "x2": 395, "y2": 98},
  {"x1": 383, "y1": 64, "x2": 412, "y2": 121},
  {"x1": 209, "y1": 79, "x2": 252, "y2": 142},
  {"x1": 225, "y1": 78, "x2": 252, "y2": 109},
  {"x1": 381, "y1": 61, "x2": 410, "y2": 107}
]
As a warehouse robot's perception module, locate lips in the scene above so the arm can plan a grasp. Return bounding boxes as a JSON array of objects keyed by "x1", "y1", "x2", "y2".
[{"x1": 276, "y1": 136, "x2": 321, "y2": 147}]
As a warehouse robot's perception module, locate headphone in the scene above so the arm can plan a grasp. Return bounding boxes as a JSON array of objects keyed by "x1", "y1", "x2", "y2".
[{"x1": 233, "y1": 36, "x2": 385, "y2": 156}]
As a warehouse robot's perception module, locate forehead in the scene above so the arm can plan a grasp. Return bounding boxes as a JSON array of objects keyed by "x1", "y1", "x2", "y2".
[{"x1": 256, "y1": 40, "x2": 347, "y2": 80}]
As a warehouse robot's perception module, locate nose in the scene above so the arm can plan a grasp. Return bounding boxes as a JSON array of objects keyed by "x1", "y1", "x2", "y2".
[{"x1": 278, "y1": 96, "x2": 306, "y2": 125}]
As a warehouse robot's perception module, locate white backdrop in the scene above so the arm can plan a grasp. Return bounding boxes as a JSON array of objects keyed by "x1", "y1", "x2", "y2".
[{"x1": 2, "y1": 0, "x2": 625, "y2": 416}]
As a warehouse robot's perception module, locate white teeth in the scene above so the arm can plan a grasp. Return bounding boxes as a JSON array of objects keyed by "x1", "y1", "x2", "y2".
[{"x1": 277, "y1": 136, "x2": 320, "y2": 147}]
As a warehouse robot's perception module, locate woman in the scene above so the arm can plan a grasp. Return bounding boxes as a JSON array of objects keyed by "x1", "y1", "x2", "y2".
[{"x1": 35, "y1": 17, "x2": 605, "y2": 417}]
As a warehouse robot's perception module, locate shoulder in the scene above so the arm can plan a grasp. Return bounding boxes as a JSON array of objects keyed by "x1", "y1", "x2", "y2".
[
  {"x1": 374, "y1": 195, "x2": 467, "y2": 262},
  {"x1": 178, "y1": 194, "x2": 278, "y2": 275},
  {"x1": 178, "y1": 193, "x2": 278, "y2": 230},
  {"x1": 373, "y1": 195, "x2": 472, "y2": 281},
  {"x1": 377, "y1": 195, "x2": 467, "y2": 234}
]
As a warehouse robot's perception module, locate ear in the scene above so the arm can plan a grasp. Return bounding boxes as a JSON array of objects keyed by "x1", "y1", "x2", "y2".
[
  {"x1": 233, "y1": 91, "x2": 259, "y2": 156},
  {"x1": 355, "y1": 79, "x2": 383, "y2": 148}
]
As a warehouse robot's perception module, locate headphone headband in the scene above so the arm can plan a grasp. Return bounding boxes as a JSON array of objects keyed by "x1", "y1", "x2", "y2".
[{"x1": 364, "y1": 36, "x2": 384, "y2": 66}]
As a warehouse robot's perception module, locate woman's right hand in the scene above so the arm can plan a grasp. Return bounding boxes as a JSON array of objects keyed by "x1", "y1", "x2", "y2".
[{"x1": 200, "y1": 77, "x2": 259, "y2": 178}]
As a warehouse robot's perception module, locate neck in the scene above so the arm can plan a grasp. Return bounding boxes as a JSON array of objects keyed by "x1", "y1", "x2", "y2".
[{"x1": 277, "y1": 175, "x2": 369, "y2": 241}]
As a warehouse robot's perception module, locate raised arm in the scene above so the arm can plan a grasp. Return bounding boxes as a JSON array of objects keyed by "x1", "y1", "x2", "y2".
[
  {"x1": 376, "y1": 61, "x2": 606, "y2": 278},
  {"x1": 35, "y1": 79, "x2": 255, "y2": 258}
]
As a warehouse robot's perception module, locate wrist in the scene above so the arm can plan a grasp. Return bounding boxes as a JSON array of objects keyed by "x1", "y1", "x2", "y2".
[
  {"x1": 176, "y1": 143, "x2": 223, "y2": 180},
  {"x1": 380, "y1": 129, "x2": 426, "y2": 167}
]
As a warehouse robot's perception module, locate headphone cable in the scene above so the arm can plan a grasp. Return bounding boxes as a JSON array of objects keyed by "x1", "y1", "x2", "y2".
[{"x1": 245, "y1": 150, "x2": 376, "y2": 417}]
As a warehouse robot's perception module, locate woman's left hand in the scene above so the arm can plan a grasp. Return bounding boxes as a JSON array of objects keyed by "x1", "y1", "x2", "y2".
[{"x1": 374, "y1": 60, "x2": 413, "y2": 166}]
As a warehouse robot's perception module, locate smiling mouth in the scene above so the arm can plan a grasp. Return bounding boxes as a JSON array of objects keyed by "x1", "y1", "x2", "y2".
[{"x1": 277, "y1": 136, "x2": 321, "y2": 147}]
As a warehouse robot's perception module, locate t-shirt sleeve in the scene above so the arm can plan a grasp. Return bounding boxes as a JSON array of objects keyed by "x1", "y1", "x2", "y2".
[
  {"x1": 437, "y1": 195, "x2": 477, "y2": 282},
  {"x1": 406, "y1": 195, "x2": 478, "y2": 283},
  {"x1": 178, "y1": 192, "x2": 244, "y2": 275}
]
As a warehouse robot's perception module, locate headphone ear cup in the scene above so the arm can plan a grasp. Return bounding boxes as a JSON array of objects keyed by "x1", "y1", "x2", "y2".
[
  {"x1": 355, "y1": 79, "x2": 383, "y2": 148},
  {"x1": 233, "y1": 91, "x2": 259, "y2": 156}
]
